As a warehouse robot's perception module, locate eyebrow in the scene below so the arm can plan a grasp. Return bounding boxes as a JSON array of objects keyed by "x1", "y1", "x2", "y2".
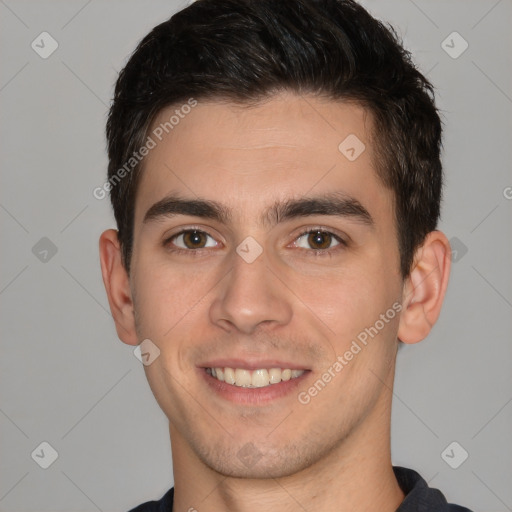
[{"x1": 143, "y1": 192, "x2": 374, "y2": 228}]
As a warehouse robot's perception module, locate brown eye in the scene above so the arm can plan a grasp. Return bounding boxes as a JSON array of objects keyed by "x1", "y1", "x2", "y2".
[
  {"x1": 295, "y1": 230, "x2": 341, "y2": 251},
  {"x1": 170, "y1": 230, "x2": 217, "y2": 250},
  {"x1": 182, "y1": 230, "x2": 207, "y2": 248},
  {"x1": 308, "y1": 231, "x2": 333, "y2": 249}
]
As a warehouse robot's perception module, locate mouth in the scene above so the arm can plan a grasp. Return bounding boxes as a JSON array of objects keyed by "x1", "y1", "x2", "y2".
[
  {"x1": 204, "y1": 366, "x2": 305, "y2": 388},
  {"x1": 199, "y1": 360, "x2": 310, "y2": 405}
]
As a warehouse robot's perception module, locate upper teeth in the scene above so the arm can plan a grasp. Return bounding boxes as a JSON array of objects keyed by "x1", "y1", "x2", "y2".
[{"x1": 206, "y1": 367, "x2": 305, "y2": 387}]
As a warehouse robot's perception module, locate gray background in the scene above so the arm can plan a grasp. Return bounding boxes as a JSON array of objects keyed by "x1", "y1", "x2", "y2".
[{"x1": 1, "y1": 0, "x2": 511, "y2": 511}]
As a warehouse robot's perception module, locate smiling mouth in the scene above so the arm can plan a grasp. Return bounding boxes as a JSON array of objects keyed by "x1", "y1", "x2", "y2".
[{"x1": 204, "y1": 367, "x2": 306, "y2": 388}]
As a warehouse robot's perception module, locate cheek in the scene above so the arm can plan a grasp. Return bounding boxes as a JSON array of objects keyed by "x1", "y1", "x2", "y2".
[
  {"x1": 291, "y1": 258, "x2": 400, "y2": 350},
  {"x1": 131, "y1": 259, "x2": 208, "y2": 339},
  {"x1": 291, "y1": 266, "x2": 372, "y2": 330}
]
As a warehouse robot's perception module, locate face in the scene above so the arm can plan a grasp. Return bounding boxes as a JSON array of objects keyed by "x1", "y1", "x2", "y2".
[{"x1": 128, "y1": 91, "x2": 404, "y2": 478}]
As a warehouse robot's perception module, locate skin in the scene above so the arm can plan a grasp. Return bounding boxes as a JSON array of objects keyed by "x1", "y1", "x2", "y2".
[{"x1": 100, "y1": 91, "x2": 451, "y2": 512}]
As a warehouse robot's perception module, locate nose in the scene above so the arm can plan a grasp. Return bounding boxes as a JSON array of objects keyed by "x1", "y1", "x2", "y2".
[{"x1": 209, "y1": 249, "x2": 293, "y2": 335}]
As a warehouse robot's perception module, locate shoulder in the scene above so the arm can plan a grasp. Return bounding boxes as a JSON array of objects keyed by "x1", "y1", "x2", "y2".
[
  {"x1": 126, "y1": 487, "x2": 174, "y2": 512},
  {"x1": 393, "y1": 466, "x2": 473, "y2": 512}
]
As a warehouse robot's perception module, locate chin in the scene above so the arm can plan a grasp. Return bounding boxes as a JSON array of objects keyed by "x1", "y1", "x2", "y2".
[{"x1": 196, "y1": 442, "x2": 318, "y2": 480}]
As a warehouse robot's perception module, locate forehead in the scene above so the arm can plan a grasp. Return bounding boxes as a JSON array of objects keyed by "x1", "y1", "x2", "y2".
[{"x1": 134, "y1": 91, "x2": 392, "y2": 227}]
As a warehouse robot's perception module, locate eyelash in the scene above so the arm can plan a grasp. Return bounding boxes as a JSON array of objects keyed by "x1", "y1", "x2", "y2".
[
  {"x1": 163, "y1": 227, "x2": 347, "y2": 257},
  {"x1": 293, "y1": 228, "x2": 347, "y2": 256}
]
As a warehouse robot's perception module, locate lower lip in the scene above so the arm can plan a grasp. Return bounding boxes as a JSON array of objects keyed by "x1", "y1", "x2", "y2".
[{"x1": 199, "y1": 368, "x2": 310, "y2": 405}]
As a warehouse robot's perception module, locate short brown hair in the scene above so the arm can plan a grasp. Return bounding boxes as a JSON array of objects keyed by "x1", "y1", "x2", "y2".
[{"x1": 106, "y1": 0, "x2": 443, "y2": 277}]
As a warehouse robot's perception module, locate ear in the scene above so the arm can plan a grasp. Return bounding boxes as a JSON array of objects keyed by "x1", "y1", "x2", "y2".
[
  {"x1": 99, "y1": 229, "x2": 139, "y2": 345},
  {"x1": 397, "y1": 231, "x2": 451, "y2": 344}
]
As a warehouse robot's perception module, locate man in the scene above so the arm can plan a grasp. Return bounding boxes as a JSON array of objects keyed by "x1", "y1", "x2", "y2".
[{"x1": 99, "y1": 0, "x2": 473, "y2": 510}]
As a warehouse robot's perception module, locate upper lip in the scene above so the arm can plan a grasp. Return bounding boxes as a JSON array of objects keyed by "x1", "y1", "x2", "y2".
[{"x1": 199, "y1": 358, "x2": 309, "y2": 371}]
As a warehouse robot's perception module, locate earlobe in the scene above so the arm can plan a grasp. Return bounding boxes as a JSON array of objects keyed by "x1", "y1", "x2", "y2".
[
  {"x1": 397, "y1": 231, "x2": 451, "y2": 344},
  {"x1": 99, "y1": 229, "x2": 139, "y2": 345}
]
